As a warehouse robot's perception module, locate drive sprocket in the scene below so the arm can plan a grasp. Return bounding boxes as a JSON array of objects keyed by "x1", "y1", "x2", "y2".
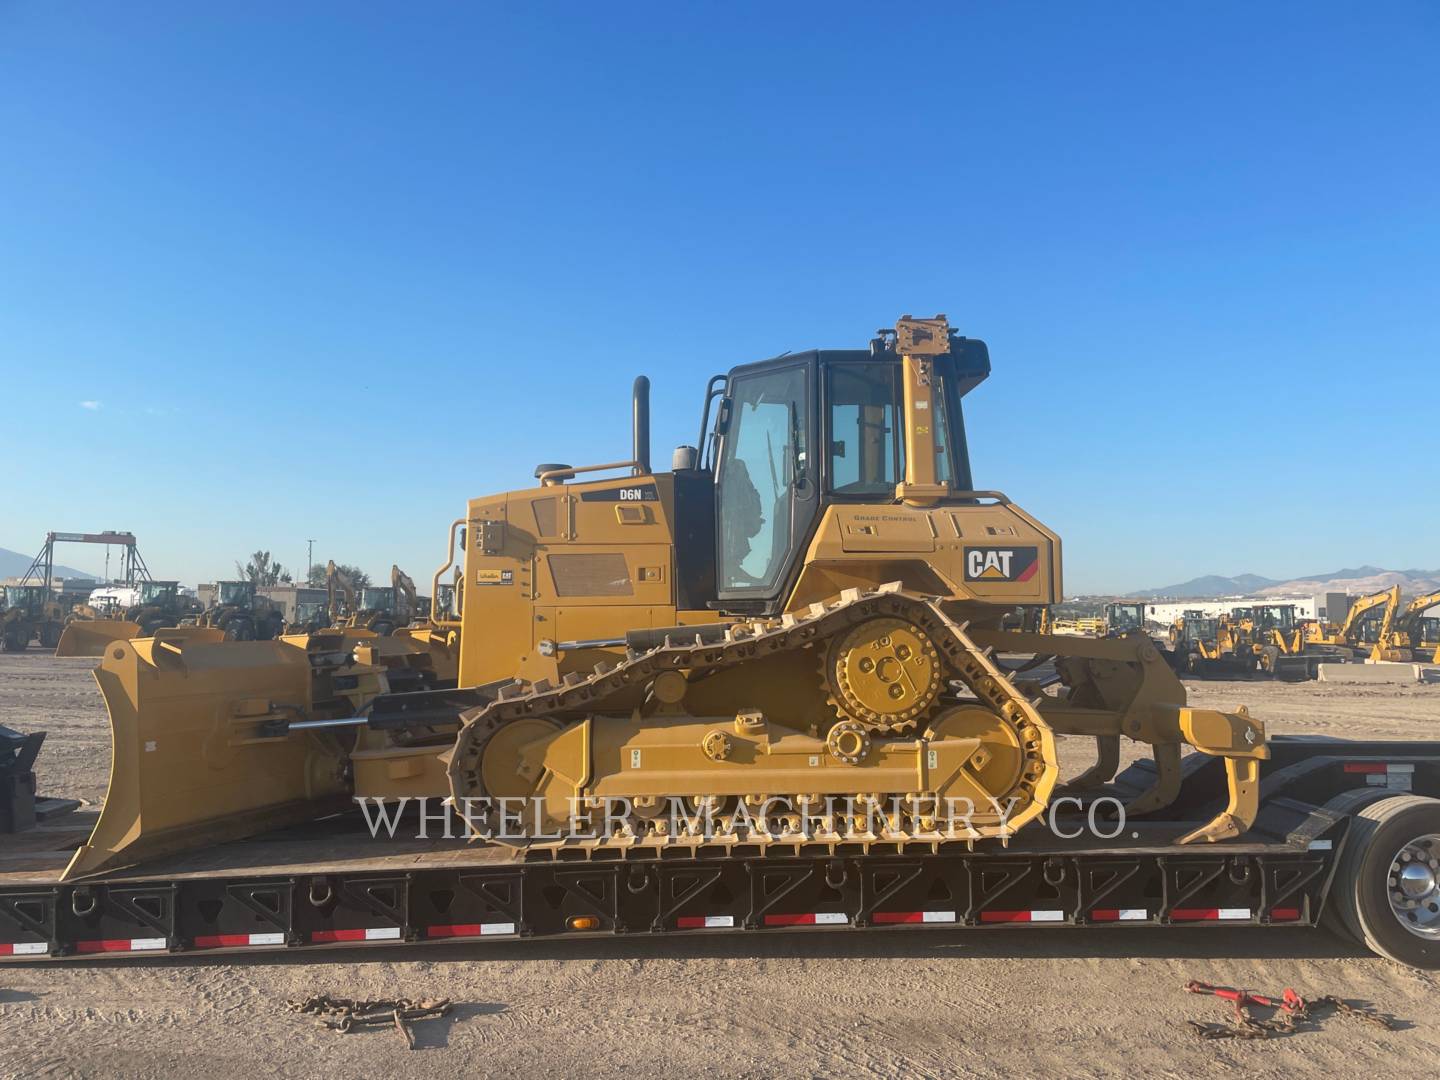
[{"x1": 823, "y1": 616, "x2": 942, "y2": 734}]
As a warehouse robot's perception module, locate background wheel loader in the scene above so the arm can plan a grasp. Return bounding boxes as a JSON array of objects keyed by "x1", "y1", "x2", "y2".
[
  {"x1": 194, "y1": 580, "x2": 286, "y2": 641},
  {"x1": 1, "y1": 585, "x2": 63, "y2": 652},
  {"x1": 63, "y1": 316, "x2": 1268, "y2": 881},
  {"x1": 54, "y1": 580, "x2": 193, "y2": 657}
]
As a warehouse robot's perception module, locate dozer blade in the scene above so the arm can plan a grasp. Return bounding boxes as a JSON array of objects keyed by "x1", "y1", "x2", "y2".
[
  {"x1": 62, "y1": 628, "x2": 350, "y2": 880},
  {"x1": 54, "y1": 619, "x2": 141, "y2": 658}
]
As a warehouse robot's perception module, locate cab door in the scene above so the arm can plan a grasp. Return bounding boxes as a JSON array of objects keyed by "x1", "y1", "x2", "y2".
[{"x1": 713, "y1": 360, "x2": 818, "y2": 611}]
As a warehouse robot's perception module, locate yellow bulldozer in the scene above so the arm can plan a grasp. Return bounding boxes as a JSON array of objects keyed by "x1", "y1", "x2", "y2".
[{"x1": 63, "y1": 316, "x2": 1269, "y2": 881}]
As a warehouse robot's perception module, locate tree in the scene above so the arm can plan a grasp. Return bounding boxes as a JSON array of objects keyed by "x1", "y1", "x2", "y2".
[
  {"x1": 235, "y1": 550, "x2": 293, "y2": 587},
  {"x1": 307, "y1": 562, "x2": 371, "y2": 590}
]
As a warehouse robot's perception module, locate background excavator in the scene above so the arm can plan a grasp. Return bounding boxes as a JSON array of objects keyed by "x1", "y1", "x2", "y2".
[
  {"x1": 325, "y1": 563, "x2": 416, "y2": 636},
  {"x1": 1301, "y1": 586, "x2": 1401, "y2": 660},
  {"x1": 1371, "y1": 589, "x2": 1440, "y2": 662},
  {"x1": 63, "y1": 317, "x2": 1268, "y2": 881}
]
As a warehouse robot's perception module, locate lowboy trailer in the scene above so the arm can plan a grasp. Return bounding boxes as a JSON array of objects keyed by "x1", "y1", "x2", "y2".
[{"x1": 3, "y1": 736, "x2": 1439, "y2": 968}]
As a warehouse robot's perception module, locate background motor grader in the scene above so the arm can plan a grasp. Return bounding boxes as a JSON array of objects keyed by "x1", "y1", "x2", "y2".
[{"x1": 64, "y1": 317, "x2": 1268, "y2": 880}]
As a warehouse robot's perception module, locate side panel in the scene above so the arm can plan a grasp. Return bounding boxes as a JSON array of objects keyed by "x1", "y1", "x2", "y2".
[
  {"x1": 788, "y1": 499, "x2": 1060, "y2": 613},
  {"x1": 458, "y1": 476, "x2": 681, "y2": 687}
]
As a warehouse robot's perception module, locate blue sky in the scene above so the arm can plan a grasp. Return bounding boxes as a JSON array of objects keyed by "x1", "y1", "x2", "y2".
[{"x1": 1, "y1": 3, "x2": 1436, "y2": 595}]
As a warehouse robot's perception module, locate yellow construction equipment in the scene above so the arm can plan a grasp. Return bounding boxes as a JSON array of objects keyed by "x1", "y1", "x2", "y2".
[
  {"x1": 54, "y1": 581, "x2": 192, "y2": 657},
  {"x1": 194, "y1": 580, "x2": 287, "y2": 641},
  {"x1": 325, "y1": 562, "x2": 417, "y2": 636},
  {"x1": 1371, "y1": 589, "x2": 1440, "y2": 662},
  {"x1": 1301, "y1": 586, "x2": 1401, "y2": 659},
  {"x1": 1, "y1": 585, "x2": 64, "y2": 652},
  {"x1": 64, "y1": 316, "x2": 1269, "y2": 880}
]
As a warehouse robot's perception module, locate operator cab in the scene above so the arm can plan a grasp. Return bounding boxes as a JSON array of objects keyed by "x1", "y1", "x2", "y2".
[
  {"x1": 1232, "y1": 604, "x2": 1296, "y2": 632},
  {"x1": 686, "y1": 324, "x2": 989, "y2": 614},
  {"x1": 214, "y1": 581, "x2": 254, "y2": 608},
  {"x1": 3, "y1": 585, "x2": 45, "y2": 614},
  {"x1": 139, "y1": 581, "x2": 180, "y2": 605},
  {"x1": 360, "y1": 587, "x2": 395, "y2": 613}
]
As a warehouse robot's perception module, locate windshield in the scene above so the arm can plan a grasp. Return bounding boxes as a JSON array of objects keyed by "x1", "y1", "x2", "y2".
[
  {"x1": 1107, "y1": 604, "x2": 1144, "y2": 631},
  {"x1": 4, "y1": 586, "x2": 42, "y2": 607},
  {"x1": 217, "y1": 581, "x2": 251, "y2": 605},
  {"x1": 140, "y1": 582, "x2": 177, "y2": 603},
  {"x1": 716, "y1": 365, "x2": 807, "y2": 592},
  {"x1": 361, "y1": 587, "x2": 393, "y2": 611},
  {"x1": 1182, "y1": 617, "x2": 1218, "y2": 642}
]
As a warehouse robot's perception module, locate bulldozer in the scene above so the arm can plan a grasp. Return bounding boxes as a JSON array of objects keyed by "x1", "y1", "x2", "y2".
[
  {"x1": 53, "y1": 580, "x2": 192, "y2": 657},
  {"x1": 62, "y1": 316, "x2": 1269, "y2": 881}
]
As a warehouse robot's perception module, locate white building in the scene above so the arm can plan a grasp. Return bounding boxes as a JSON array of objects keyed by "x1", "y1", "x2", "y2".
[{"x1": 1139, "y1": 596, "x2": 1321, "y2": 629}]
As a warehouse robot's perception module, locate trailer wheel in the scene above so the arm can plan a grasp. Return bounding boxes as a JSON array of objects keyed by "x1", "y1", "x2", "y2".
[{"x1": 1331, "y1": 795, "x2": 1440, "y2": 968}]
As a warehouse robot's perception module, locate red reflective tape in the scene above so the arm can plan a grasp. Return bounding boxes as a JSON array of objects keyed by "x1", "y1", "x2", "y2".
[
  {"x1": 427, "y1": 924, "x2": 481, "y2": 938},
  {"x1": 676, "y1": 915, "x2": 735, "y2": 929},
  {"x1": 874, "y1": 911, "x2": 925, "y2": 924},
  {"x1": 1344, "y1": 762, "x2": 1388, "y2": 774},
  {"x1": 980, "y1": 911, "x2": 1031, "y2": 923},
  {"x1": 311, "y1": 928, "x2": 369, "y2": 943},
  {"x1": 1090, "y1": 909, "x2": 1147, "y2": 922},
  {"x1": 763, "y1": 912, "x2": 846, "y2": 927},
  {"x1": 0, "y1": 941, "x2": 48, "y2": 956},
  {"x1": 764, "y1": 913, "x2": 815, "y2": 926},
  {"x1": 76, "y1": 939, "x2": 134, "y2": 953},
  {"x1": 1270, "y1": 907, "x2": 1302, "y2": 921},
  {"x1": 1172, "y1": 908, "x2": 1250, "y2": 921},
  {"x1": 425, "y1": 923, "x2": 515, "y2": 938},
  {"x1": 194, "y1": 934, "x2": 251, "y2": 948}
]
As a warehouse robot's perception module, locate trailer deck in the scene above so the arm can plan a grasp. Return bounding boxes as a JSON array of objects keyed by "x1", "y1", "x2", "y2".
[{"x1": 3, "y1": 736, "x2": 1437, "y2": 965}]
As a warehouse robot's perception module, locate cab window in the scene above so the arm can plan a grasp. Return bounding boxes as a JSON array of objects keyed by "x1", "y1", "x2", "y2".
[
  {"x1": 828, "y1": 363, "x2": 954, "y2": 493},
  {"x1": 716, "y1": 366, "x2": 808, "y2": 591},
  {"x1": 828, "y1": 363, "x2": 900, "y2": 494}
]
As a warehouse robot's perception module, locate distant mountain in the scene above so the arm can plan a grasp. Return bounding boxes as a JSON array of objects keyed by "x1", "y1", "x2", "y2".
[
  {"x1": 1131, "y1": 566, "x2": 1440, "y2": 600},
  {"x1": 1127, "y1": 573, "x2": 1281, "y2": 599},
  {"x1": 0, "y1": 546, "x2": 96, "y2": 581},
  {"x1": 1256, "y1": 567, "x2": 1440, "y2": 598}
]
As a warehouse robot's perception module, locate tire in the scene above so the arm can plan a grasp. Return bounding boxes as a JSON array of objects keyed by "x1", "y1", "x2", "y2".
[
  {"x1": 40, "y1": 623, "x2": 62, "y2": 649},
  {"x1": 1, "y1": 630, "x2": 24, "y2": 653},
  {"x1": 225, "y1": 618, "x2": 254, "y2": 642},
  {"x1": 1330, "y1": 795, "x2": 1440, "y2": 968}
]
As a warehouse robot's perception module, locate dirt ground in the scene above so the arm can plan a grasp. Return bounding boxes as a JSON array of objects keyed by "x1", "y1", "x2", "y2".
[{"x1": 2, "y1": 651, "x2": 1439, "y2": 1079}]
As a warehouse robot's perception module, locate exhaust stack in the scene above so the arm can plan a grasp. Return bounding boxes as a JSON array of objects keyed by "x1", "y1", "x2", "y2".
[{"x1": 632, "y1": 375, "x2": 651, "y2": 476}]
